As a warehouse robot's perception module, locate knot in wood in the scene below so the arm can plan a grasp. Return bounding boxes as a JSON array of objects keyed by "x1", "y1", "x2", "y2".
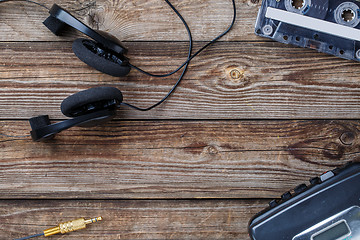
[
  {"x1": 206, "y1": 145, "x2": 219, "y2": 155},
  {"x1": 339, "y1": 132, "x2": 355, "y2": 145},
  {"x1": 230, "y1": 69, "x2": 242, "y2": 80}
]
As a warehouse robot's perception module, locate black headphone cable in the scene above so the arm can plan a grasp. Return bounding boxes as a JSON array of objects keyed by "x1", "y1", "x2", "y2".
[
  {"x1": 123, "y1": 0, "x2": 236, "y2": 111},
  {"x1": 128, "y1": 0, "x2": 237, "y2": 78},
  {"x1": 121, "y1": 0, "x2": 193, "y2": 111},
  {"x1": 0, "y1": 0, "x2": 49, "y2": 10},
  {"x1": 14, "y1": 233, "x2": 44, "y2": 240}
]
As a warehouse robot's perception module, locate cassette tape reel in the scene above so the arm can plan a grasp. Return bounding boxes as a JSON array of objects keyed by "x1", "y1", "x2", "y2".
[{"x1": 255, "y1": 0, "x2": 360, "y2": 61}]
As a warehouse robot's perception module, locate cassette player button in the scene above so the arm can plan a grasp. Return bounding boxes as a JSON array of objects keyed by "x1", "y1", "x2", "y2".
[
  {"x1": 319, "y1": 171, "x2": 335, "y2": 182},
  {"x1": 309, "y1": 177, "x2": 321, "y2": 185},
  {"x1": 269, "y1": 199, "x2": 278, "y2": 208},
  {"x1": 281, "y1": 191, "x2": 292, "y2": 201},
  {"x1": 294, "y1": 184, "x2": 307, "y2": 194}
]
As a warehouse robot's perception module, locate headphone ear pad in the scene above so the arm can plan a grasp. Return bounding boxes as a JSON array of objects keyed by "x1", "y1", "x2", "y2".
[
  {"x1": 72, "y1": 38, "x2": 131, "y2": 77},
  {"x1": 61, "y1": 87, "x2": 123, "y2": 117}
]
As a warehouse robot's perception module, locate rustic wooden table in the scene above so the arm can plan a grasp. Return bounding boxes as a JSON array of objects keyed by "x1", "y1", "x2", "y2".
[{"x1": 1, "y1": 0, "x2": 359, "y2": 239}]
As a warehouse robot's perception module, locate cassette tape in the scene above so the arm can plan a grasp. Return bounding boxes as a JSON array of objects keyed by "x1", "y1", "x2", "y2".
[{"x1": 255, "y1": 0, "x2": 360, "y2": 61}]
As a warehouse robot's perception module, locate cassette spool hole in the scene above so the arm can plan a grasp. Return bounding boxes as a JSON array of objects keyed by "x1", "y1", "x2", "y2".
[
  {"x1": 291, "y1": 0, "x2": 305, "y2": 9},
  {"x1": 356, "y1": 49, "x2": 360, "y2": 59},
  {"x1": 334, "y1": 2, "x2": 360, "y2": 27},
  {"x1": 342, "y1": 9, "x2": 355, "y2": 22},
  {"x1": 262, "y1": 25, "x2": 273, "y2": 35}
]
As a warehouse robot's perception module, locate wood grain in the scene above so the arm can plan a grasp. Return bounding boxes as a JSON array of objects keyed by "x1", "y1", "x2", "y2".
[
  {"x1": 1, "y1": 42, "x2": 359, "y2": 120},
  {"x1": 1, "y1": 0, "x2": 360, "y2": 238},
  {"x1": 1, "y1": 120, "x2": 359, "y2": 199},
  {"x1": 2, "y1": 199, "x2": 265, "y2": 240},
  {"x1": 0, "y1": 0, "x2": 256, "y2": 42}
]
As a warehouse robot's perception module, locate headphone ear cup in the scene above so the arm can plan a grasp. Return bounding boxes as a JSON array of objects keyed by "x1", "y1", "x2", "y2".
[
  {"x1": 61, "y1": 87, "x2": 123, "y2": 117},
  {"x1": 72, "y1": 38, "x2": 131, "y2": 77}
]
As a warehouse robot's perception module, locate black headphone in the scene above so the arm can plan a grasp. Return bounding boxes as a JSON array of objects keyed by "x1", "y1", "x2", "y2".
[
  {"x1": 44, "y1": 4, "x2": 131, "y2": 77},
  {"x1": 1, "y1": 0, "x2": 236, "y2": 141}
]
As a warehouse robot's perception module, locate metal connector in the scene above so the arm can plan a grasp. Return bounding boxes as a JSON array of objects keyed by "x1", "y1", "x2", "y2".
[{"x1": 43, "y1": 217, "x2": 102, "y2": 237}]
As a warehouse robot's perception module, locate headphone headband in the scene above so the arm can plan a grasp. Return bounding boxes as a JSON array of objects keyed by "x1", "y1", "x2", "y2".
[{"x1": 29, "y1": 109, "x2": 116, "y2": 141}]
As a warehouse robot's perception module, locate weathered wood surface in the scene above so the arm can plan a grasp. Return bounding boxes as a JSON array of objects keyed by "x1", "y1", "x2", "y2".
[
  {"x1": 1, "y1": 120, "x2": 359, "y2": 199},
  {"x1": 1, "y1": 41, "x2": 359, "y2": 119},
  {"x1": 1, "y1": 0, "x2": 360, "y2": 239},
  {"x1": 0, "y1": 0, "x2": 253, "y2": 42},
  {"x1": 3, "y1": 200, "x2": 265, "y2": 239}
]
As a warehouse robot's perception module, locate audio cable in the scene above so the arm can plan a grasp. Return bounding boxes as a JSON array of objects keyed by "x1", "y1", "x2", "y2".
[
  {"x1": 122, "y1": 0, "x2": 193, "y2": 111},
  {"x1": 13, "y1": 217, "x2": 102, "y2": 240},
  {"x1": 0, "y1": 0, "x2": 49, "y2": 10},
  {"x1": 129, "y1": 0, "x2": 237, "y2": 78},
  {"x1": 124, "y1": 0, "x2": 237, "y2": 111}
]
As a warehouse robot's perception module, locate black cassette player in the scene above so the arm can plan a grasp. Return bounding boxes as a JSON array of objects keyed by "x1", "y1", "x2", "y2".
[{"x1": 248, "y1": 162, "x2": 360, "y2": 240}]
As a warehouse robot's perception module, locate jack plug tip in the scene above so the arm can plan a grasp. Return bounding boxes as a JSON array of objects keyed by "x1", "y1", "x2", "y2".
[{"x1": 85, "y1": 216, "x2": 103, "y2": 224}]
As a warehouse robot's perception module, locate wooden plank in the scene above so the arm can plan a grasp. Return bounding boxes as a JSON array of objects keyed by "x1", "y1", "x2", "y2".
[
  {"x1": 2, "y1": 199, "x2": 265, "y2": 239},
  {"x1": 1, "y1": 42, "x2": 359, "y2": 120},
  {"x1": 0, "y1": 0, "x2": 257, "y2": 42},
  {"x1": 1, "y1": 120, "x2": 359, "y2": 199}
]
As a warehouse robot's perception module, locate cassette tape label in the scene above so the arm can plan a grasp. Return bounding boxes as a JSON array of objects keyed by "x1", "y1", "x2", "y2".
[
  {"x1": 265, "y1": 7, "x2": 360, "y2": 41},
  {"x1": 255, "y1": 0, "x2": 360, "y2": 61}
]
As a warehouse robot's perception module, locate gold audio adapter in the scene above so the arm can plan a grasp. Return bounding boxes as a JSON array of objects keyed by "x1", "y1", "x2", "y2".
[
  {"x1": 44, "y1": 217, "x2": 103, "y2": 237},
  {"x1": 14, "y1": 217, "x2": 103, "y2": 240}
]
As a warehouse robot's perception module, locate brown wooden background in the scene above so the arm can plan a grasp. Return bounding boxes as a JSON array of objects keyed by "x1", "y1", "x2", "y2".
[{"x1": 0, "y1": 0, "x2": 359, "y2": 239}]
